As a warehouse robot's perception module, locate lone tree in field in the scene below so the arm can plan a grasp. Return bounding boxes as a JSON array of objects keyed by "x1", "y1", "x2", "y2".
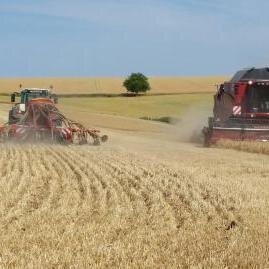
[{"x1": 123, "y1": 73, "x2": 151, "y2": 94}]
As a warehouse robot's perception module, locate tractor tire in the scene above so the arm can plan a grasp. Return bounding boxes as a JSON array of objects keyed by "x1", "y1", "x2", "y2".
[
  {"x1": 8, "y1": 108, "x2": 22, "y2": 125},
  {"x1": 8, "y1": 110, "x2": 16, "y2": 125}
]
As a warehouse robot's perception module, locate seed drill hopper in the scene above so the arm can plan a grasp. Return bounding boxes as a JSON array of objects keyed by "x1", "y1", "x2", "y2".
[
  {"x1": 0, "y1": 88, "x2": 108, "y2": 145},
  {"x1": 203, "y1": 67, "x2": 269, "y2": 146}
]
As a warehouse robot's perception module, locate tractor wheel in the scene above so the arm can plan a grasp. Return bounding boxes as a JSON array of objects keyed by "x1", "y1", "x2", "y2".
[{"x1": 8, "y1": 110, "x2": 16, "y2": 125}]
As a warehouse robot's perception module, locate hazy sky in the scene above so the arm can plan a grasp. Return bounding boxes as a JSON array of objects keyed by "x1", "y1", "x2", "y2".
[{"x1": 0, "y1": 0, "x2": 269, "y2": 77}]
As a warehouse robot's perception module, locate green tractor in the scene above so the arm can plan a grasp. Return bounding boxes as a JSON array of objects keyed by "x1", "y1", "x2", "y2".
[{"x1": 9, "y1": 88, "x2": 58, "y2": 124}]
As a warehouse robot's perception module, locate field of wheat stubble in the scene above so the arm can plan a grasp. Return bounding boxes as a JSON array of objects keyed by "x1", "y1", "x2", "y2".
[{"x1": 0, "y1": 133, "x2": 268, "y2": 268}]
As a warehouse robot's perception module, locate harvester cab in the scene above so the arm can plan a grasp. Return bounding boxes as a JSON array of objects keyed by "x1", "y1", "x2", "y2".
[
  {"x1": 9, "y1": 88, "x2": 58, "y2": 124},
  {"x1": 204, "y1": 67, "x2": 269, "y2": 146}
]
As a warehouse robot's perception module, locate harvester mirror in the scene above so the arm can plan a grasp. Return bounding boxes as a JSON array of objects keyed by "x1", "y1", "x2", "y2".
[
  {"x1": 11, "y1": 93, "x2": 16, "y2": 103},
  {"x1": 216, "y1": 84, "x2": 224, "y2": 100}
]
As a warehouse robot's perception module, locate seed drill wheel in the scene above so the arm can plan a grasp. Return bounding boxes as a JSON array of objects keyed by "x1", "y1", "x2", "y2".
[
  {"x1": 93, "y1": 137, "x2": 101, "y2": 146},
  {"x1": 0, "y1": 128, "x2": 8, "y2": 143},
  {"x1": 101, "y1": 135, "x2": 108, "y2": 142}
]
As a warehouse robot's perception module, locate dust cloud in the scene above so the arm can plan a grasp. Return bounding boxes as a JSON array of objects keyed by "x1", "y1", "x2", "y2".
[{"x1": 173, "y1": 106, "x2": 211, "y2": 143}]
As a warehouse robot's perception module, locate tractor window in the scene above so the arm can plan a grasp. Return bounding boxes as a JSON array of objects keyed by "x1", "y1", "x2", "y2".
[
  {"x1": 245, "y1": 85, "x2": 269, "y2": 113},
  {"x1": 21, "y1": 91, "x2": 49, "y2": 104}
]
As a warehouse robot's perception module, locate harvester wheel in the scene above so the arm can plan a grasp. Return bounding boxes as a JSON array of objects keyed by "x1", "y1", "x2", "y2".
[{"x1": 203, "y1": 127, "x2": 211, "y2": 147}]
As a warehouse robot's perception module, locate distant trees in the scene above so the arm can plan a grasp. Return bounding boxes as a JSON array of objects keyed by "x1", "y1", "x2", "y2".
[{"x1": 123, "y1": 73, "x2": 151, "y2": 94}]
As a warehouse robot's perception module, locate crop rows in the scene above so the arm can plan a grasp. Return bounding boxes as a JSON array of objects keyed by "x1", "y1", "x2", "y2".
[{"x1": 0, "y1": 143, "x2": 268, "y2": 268}]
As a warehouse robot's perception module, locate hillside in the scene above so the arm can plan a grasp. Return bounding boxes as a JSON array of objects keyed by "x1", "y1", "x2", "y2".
[{"x1": 0, "y1": 76, "x2": 228, "y2": 95}]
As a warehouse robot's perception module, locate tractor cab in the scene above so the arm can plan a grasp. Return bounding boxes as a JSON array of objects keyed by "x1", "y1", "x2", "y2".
[
  {"x1": 20, "y1": 89, "x2": 50, "y2": 104},
  {"x1": 11, "y1": 88, "x2": 57, "y2": 108}
]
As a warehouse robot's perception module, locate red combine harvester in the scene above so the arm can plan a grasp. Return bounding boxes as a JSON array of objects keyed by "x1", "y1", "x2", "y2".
[
  {"x1": 203, "y1": 67, "x2": 269, "y2": 146},
  {"x1": 0, "y1": 88, "x2": 108, "y2": 145}
]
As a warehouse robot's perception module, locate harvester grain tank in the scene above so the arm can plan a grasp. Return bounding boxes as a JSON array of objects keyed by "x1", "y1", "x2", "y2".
[{"x1": 203, "y1": 67, "x2": 269, "y2": 145}]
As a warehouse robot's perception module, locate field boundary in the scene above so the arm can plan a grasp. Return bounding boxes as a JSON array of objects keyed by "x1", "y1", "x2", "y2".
[{"x1": 0, "y1": 91, "x2": 214, "y2": 98}]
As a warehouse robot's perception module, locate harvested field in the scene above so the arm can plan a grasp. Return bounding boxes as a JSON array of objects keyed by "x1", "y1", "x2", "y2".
[
  {"x1": 0, "y1": 76, "x2": 228, "y2": 95},
  {"x1": 0, "y1": 135, "x2": 268, "y2": 268},
  {"x1": 0, "y1": 82, "x2": 268, "y2": 268}
]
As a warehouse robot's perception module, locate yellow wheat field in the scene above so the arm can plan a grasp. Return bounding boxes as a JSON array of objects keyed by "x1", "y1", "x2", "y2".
[
  {"x1": 0, "y1": 135, "x2": 268, "y2": 268},
  {"x1": 0, "y1": 79, "x2": 268, "y2": 268},
  {"x1": 0, "y1": 76, "x2": 228, "y2": 95},
  {"x1": 217, "y1": 140, "x2": 269, "y2": 155}
]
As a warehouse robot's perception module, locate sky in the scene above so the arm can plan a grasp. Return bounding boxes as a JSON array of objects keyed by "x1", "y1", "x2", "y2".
[{"x1": 0, "y1": 0, "x2": 269, "y2": 77}]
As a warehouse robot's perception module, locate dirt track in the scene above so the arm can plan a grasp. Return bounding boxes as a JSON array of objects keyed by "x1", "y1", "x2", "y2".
[{"x1": 0, "y1": 127, "x2": 268, "y2": 267}]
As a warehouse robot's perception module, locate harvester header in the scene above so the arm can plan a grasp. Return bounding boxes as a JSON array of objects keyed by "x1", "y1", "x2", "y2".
[{"x1": 203, "y1": 67, "x2": 269, "y2": 145}]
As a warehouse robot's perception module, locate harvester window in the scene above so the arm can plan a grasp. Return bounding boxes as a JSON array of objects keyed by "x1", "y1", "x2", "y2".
[{"x1": 246, "y1": 85, "x2": 269, "y2": 113}]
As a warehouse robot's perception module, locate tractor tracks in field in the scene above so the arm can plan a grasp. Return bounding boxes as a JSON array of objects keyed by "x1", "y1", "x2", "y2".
[
  {"x1": 0, "y1": 146, "x2": 49, "y2": 226},
  {"x1": 46, "y1": 147, "x2": 87, "y2": 201},
  {"x1": 104, "y1": 151, "x2": 242, "y2": 229},
  {"x1": 56, "y1": 147, "x2": 124, "y2": 214},
  {"x1": 60, "y1": 146, "x2": 243, "y2": 230},
  {"x1": 0, "y1": 144, "x2": 243, "y2": 232},
  {"x1": 0, "y1": 148, "x2": 31, "y2": 219}
]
